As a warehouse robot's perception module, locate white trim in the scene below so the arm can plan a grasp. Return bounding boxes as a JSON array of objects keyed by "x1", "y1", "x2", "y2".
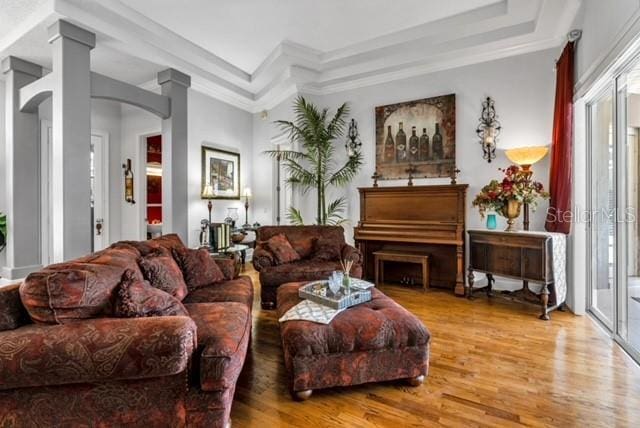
[
  {"x1": 0, "y1": 0, "x2": 579, "y2": 113},
  {"x1": 40, "y1": 120, "x2": 52, "y2": 265},
  {"x1": 91, "y1": 130, "x2": 110, "y2": 250},
  {"x1": 576, "y1": 9, "x2": 640, "y2": 100},
  {"x1": 0, "y1": 263, "x2": 42, "y2": 280}
]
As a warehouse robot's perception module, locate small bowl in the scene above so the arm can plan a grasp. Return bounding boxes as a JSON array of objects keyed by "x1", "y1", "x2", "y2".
[{"x1": 231, "y1": 232, "x2": 246, "y2": 243}]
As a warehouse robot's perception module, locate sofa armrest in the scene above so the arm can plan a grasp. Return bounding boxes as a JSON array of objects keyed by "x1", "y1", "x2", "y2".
[
  {"x1": 252, "y1": 246, "x2": 276, "y2": 271},
  {"x1": 0, "y1": 316, "x2": 197, "y2": 391},
  {"x1": 342, "y1": 244, "x2": 362, "y2": 266}
]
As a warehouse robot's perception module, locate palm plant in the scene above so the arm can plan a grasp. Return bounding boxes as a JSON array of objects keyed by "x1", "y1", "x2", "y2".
[
  {"x1": 0, "y1": 212, "x2": 6, "y2": 252},
  {"x1": 265, "y1": 96, "x2": 363, "y2": 225}
]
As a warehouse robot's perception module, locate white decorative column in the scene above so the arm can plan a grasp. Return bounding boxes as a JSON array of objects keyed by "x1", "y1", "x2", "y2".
[
  {"x1": 1, "y1": 57, "x2": 43, "y2": 279},
  {"x1": 48, "y1": 20, "x2": 95, "y2": 262},
  {"x1": 158, "y1": 69, "x2": 190, "y2": 242}
]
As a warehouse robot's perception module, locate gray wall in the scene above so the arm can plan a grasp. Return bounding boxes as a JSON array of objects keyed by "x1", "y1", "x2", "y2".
[{"x1": 0, "y1": 81, "x2": 5, "y2": 273}]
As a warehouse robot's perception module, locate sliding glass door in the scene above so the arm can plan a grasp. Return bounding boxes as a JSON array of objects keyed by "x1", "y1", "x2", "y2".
[
  {"x1": 617, "y1": 63, "x2": 640, "y2": 356},
  {"x1": 589, "y1": 89, "x2": 615, "y2": 330},
  {"x1": 588, "y1": 55, "x2": 640, "y2": 362}
]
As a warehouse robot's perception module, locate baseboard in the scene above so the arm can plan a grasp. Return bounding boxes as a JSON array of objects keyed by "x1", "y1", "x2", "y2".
[{"x1": 1, "y1": 264, "x2": 42, "y2": 281}]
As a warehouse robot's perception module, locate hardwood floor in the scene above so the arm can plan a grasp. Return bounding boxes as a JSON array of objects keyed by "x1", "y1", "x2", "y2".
[{"x1": 232, "y1": 267, "x2": 640, "y2": 427}]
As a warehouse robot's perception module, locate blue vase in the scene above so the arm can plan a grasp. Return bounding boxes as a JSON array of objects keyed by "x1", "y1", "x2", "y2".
[{"x1": 486, "y1": 214, "x2": 497, "y2": 230}]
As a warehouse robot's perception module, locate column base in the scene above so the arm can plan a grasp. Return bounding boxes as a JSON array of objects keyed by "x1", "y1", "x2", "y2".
[{"x1": 1, "y1": 264, "x2": 42, "y2": 280}]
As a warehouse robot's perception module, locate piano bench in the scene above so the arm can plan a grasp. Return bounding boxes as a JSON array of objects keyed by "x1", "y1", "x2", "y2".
[{"x1": 373, "y1": 250, "x2": 430, "y2": 291}]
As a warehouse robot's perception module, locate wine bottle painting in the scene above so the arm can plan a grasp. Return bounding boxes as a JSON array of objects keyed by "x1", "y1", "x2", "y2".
[{"x1": 375, "y1": 94, "x2": 455, "y2": 180}]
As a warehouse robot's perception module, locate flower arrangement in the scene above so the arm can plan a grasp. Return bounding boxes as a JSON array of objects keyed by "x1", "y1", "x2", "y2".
[{"x1": 472, "y1": 165, "x2": 549, "y2": 218}]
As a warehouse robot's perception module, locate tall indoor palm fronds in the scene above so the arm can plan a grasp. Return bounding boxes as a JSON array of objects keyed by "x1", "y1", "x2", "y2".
[{"x1": 265, "y1": 96, "x2": 363, "y2": 225}]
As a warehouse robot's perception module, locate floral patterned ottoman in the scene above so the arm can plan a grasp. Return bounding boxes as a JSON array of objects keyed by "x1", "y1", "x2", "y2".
[{"x1": 276, "y1": 282, "x2": 430, "y2": 400}]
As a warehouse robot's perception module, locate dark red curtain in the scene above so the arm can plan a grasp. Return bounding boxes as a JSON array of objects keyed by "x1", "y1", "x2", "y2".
[{"x1": 545, "y1": 42, "x2": 575, "y2": 234}]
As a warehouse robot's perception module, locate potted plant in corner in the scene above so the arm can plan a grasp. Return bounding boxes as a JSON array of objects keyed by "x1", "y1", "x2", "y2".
[
  {"x1": 0, "y1": 212, "x2": 6, "y2": 252},
  {"x1": 472, "y1": 165, "x2": 549, "y2": 232},
  {"x1": 265, "y1": 96, "x2": 363, "y2": 225}
]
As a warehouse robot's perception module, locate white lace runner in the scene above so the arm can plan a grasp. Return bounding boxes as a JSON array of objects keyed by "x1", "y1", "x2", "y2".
[
  {"x1": 518, "y1": 231, "x2": 567, "y2": 306},
  {"x1": 278, "y1": 299, "x2": 344, "y2": 325}
]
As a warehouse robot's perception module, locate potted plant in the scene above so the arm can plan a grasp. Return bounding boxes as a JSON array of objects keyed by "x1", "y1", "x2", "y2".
[
  {"x1": 265, "y1": 96, "x2": 363, "y2": 225},
  {"x1": 0, "y1": 212, "x2": 6, "y2": 252},
  {"x1": 472, "y1": 165, "x2": 549, "y2": 232}
]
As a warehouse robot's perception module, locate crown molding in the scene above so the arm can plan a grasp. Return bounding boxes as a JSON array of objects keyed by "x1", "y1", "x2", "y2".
[{"x1": 1, "y1": 0, "x2": 580, "y2": 113}]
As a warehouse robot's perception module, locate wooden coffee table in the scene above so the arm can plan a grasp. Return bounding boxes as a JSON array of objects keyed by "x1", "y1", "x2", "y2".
[{"x1": 373, "y1": 249, "x2": 430, "y2": 291}]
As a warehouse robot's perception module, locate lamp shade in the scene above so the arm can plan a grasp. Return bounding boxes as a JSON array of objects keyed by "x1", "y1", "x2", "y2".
[
  {"x1": 201, "y1": 184, "x2": 215, "y2": 199},
  {"x1": 243, "y1": 187, "x2": 252, "y2": 198},
  {"x1": 505, "y1": 146, "x2": 549, "y2": 166}
]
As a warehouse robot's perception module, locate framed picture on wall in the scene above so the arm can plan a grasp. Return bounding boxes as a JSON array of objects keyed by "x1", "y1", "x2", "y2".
[
  {"x1": 375, "y1": 93, "x2": 456, "y2": 179},
  {"x1": 201, "y1": 146, "x2": 241, "y2": 199}
]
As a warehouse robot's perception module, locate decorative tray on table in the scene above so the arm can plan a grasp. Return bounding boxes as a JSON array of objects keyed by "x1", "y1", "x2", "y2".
[{"x1": 298, "y1": 279, "x2": 374, "y2": 310}]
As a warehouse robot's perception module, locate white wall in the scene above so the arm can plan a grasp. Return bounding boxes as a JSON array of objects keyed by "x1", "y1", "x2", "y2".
[
  {"x1": 574, "y1": 0, "x2": 640, "y2": 85},
  {"x1": 38, "y1": 98, "x2": 124, "y2": 245},
  {"x1": 90, "y1": 99, "x2": 123, "y2": 244},
  {"x1": 188, "y1": 90, "x2": 252, "y2": 246},
  {"x1": 251, "y1": 93, "x2": 299, "y2": 226},
  {"x1": 255, "y1": 49, "x2": 556, "y2": 292},
  {"x1": 120, "y1": 89, "x2": 253, "y2": 247}
]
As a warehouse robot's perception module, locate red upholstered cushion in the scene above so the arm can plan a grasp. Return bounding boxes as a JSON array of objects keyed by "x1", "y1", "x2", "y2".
[
  {"x1": 290, "y1": 236, "x2": 317, "y2": 259},
  {"x1": 184, "y1": 302, "x2": 251, "y2": 391},
  {"x1": 183, "y1": 276, "x2": 254, "y2": 309},
  {"x1": 313, "y1": 236, "x2": 342, "y2": 261},
  {"x1": 115, "y1": 233, "x2": 186, "y2": 257},
  {"x1": 114, "y1": 270, "x2": 188, "y2": 317},
  {"x1": 266, "y1": 233, "x2": 300, "y2": 264},
  {"x1": 0, "y1": 284, "x2": 29, "y2": 331},
  {"x1": 138, "y1": 248, "x2": 188, "y2": 301},
  {"x1": 20, "y1": 247, "x2": 145, "y2": 324},
  {"x1": 172, "y1": 247, "x2": 225, "y2": 291}
]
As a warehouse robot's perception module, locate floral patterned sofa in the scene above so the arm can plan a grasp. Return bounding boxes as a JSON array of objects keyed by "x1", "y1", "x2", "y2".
[
  {"x1": 252, "y1": 225, "x2": 363, "y2": 309},
  {"x1": 0, "y1": 234, "x2": 253, "y2": 428}
]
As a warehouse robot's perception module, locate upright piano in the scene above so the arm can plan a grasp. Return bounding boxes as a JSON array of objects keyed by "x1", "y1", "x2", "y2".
[{"x1": 354, "y1": 184, "x2": 468, "y2": 295}]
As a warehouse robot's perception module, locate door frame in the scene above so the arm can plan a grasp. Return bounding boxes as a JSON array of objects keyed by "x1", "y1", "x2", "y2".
[
  {"x1": 40, "y1": 121, "x2": 110, "y2": 264},
  {"x1": 137, "y1": 131, "x2": 162, "y2": 241},
  {"x1": 91, "y1": 130, "x2": 110, "y2": 251}
]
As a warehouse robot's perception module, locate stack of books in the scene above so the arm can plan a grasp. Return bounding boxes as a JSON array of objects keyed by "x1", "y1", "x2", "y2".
[{"x1": 209, "y1": 222, "x2": 231, "y2": 251}]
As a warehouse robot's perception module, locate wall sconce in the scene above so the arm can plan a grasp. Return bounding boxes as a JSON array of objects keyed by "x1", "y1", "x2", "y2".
[
  {"x1": 123, "y1": 159, "x2": 135, "y2": 204},
  {"x1": 345, "y1": 118, "x2": 362, "y2": 157},
  {"x1": 476, "y1": 97, "x2": 501, "y2": 163}
]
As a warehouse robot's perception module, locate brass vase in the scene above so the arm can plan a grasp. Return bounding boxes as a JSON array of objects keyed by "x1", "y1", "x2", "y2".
[{"x1": 501, "y1": 199, "x2": 521, "y2": 232}]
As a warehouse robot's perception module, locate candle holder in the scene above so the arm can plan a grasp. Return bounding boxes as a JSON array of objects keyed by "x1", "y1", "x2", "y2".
[{"x1": 476, "y1": 97, "x2": 501, "y2": 163}]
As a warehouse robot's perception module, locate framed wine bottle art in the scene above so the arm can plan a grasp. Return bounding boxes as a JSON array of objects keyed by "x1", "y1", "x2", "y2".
[{"x1": 374, "y1": 94, "x2": 456, "y2": 180}]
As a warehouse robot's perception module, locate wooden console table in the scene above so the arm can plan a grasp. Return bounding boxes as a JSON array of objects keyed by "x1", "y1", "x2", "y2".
[{"x1": 467, "y1": 230, "x2": 566, "y2": 320}]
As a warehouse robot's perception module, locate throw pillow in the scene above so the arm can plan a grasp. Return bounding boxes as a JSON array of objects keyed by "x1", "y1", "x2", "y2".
[
  {"x1": 172, "y1": 247, "x2": 225, "y2": 291},
  {"x1": 114, "y1": 269, "x2": 188, "y2": 317},
  {"x1": 0, "y1": 284, "x2": 28, "y2": 331},
  {"x1": 266, "y1": 233, "x2": 300, "y2": 264},
  {"x1": 138, "y1": 248, "x2": 188, "y2": 301},
  {"x1": 289, "y1": 237, "x2": 317, "y2": 259},
  {"x1": 313, "y1": 237, "x2": 343, "y2": 261}
]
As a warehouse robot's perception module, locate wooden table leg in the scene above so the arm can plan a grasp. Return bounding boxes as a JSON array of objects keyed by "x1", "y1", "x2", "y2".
[
  {"x1": 422, "y1": 260, "x2": 429, "y2": 292},
  {"x1": 466, "y1": 266, "x2": 474, "y2": 299},
  {"x1": 374, "y1": 256, "x2": 379, "y2": 286},
  {"x1": 486, "y1": 273, "x2": 494, "y2": 297},
  {"x1": 540, "y1": 284, "x2": 550, "y2": 320}
]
